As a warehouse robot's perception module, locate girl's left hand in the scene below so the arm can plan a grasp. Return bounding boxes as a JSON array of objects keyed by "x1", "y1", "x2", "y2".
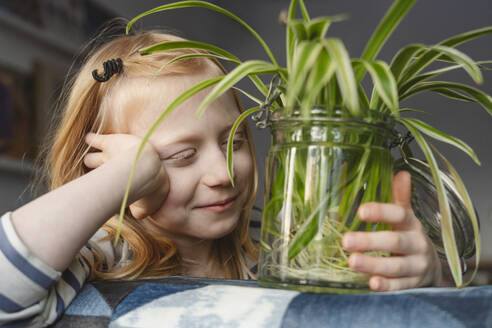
[{"x1": 342, "y1": 170, "x2": 443, "y2": 292}]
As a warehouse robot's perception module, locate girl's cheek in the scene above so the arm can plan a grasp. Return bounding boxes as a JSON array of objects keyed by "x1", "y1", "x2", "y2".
[
  {"x1": 234, "y1": 151, "x2": 254, "y2": 183},
  {"x1": 167, "y1": 166, "x2": 196, "y2": 184},
  {"x1": 153, "y1": 170, "x2": 195, "y2": 217},
  {"x1": 237, "y1": 147, "x2": 253, "y2": 169},
  {"x1": 162, "y1": 167, "x2": 188, "y2": 195}
]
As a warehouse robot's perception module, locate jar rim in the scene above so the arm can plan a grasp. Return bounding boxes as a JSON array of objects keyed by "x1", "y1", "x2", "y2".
[{"x1": 270, "y1": 107, "x2": 397, "y2": 135}]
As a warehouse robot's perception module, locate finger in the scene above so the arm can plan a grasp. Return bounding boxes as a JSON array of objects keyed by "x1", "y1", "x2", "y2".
[
  {"x1": 129, "y1": 203, "x2": 150, "y2": 220},
  {"x1": 392, "y1": 170, "x2": 412, "y2": 211},
  {"x1": 358, "y1": 202, "x2": 416, "y2": 230},
  {"x1": 85, "y1": 132, "x2": 106, "y2": 150},
  {"x1": 369, "y1": 275, "x2": 422, "y2": 292},
  {"x1": 348, "y1": 253, "x2": 427, "y2": 277},
  {"x1": 130, "y1": 191, "x2": 166, "y2": 219},
  {"x1": 130, "y1": 170, "x2": 169, "y2": 219},
  {"x1": 343, "y1": 230, "x2": 429, "y2": 255},
  {"x1": 84, "y1": 152, "x2": 105, "y2": 168}
]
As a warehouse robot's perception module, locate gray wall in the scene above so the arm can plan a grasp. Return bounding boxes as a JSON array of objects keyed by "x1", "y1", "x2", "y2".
[{"x1": 1, "y1": 0, "x2": 491, "y2": 257}]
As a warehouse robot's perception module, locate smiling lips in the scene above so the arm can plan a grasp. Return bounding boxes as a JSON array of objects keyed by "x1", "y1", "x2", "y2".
[{"x1": 197, "y1": 195, "x2": 238, "y2": 213}]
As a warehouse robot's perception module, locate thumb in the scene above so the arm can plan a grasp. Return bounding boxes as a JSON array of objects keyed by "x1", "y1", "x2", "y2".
[{"x1": 392, "y1": 170, "x2": 412, "y2": 211}]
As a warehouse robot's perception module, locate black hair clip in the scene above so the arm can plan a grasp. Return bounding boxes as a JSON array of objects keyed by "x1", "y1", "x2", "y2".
[{"x1": 92, "y1": 58, "x2": 123, "y2": 82}]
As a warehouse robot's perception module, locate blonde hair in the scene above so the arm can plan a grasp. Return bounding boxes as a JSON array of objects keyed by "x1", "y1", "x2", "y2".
[{"x1": 39, "y1": 27, "x2": 258, "y2": 280}]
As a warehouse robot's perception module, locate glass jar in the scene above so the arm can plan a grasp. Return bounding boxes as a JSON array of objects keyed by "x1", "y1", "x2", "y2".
[
  {"x1": 258, "y1": 108, "x2": 397, "y2": 293},
  {"x1": 394, "y1": 157, "x2": 476, "y2": 260}
]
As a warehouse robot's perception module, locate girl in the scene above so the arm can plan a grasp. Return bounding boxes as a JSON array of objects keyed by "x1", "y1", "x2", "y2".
[{"x1": 0, "y1": 28, "x2": 442, "y2": 326}]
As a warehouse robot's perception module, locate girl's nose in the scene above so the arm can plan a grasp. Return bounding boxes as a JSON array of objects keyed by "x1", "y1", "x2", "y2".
[{"x1": 202, "y1": 148, "x2": 232, "y2": 187}]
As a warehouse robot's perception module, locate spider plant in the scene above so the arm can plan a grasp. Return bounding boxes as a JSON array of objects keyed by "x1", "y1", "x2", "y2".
[{"x1": 117, "y1": 0, "x2": 492, "y2": 289}]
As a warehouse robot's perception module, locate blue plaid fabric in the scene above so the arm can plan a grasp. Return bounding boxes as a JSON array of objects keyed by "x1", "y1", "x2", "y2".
[{"x1": 54, "y1": 276, "x2": 492, "y2": 327}]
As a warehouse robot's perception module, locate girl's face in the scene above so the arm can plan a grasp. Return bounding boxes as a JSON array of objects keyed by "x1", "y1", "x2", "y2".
[{"x1": 112, "y1": 63, "x2": 254, "y2": 242}]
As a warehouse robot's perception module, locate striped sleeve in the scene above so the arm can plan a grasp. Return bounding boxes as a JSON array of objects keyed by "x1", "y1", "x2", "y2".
[{"x1": 0, "y1": 212, "x2": 109, "y2": 327}]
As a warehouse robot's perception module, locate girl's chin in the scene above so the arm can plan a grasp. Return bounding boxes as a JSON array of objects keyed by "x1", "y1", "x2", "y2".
[
  {"x1": 194, "y1": 217, "x2": 240, "y2": 240},
  {"x1": 144, "y1": 213, "x2": 240, "y2": 241}
]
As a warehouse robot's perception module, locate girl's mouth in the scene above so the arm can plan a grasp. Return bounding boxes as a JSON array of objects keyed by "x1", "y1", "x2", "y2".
[{"x1": 197, "y1": 195, "x2": 238, "y2": 213}]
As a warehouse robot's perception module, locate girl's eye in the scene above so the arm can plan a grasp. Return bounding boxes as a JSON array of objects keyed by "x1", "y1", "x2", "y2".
[
  {"x1": 232, "y1": 138, "x2": 245, "y2": 150},
  {"x1": 169, "y1": 149, "x2": 196, "y2": 161},
  {"x1": 223, "y1": 135, "x2": 246, "y2": 151}
]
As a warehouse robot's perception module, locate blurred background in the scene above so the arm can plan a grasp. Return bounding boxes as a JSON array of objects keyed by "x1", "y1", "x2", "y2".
[{"x1": 0, "y1": 0, "x2": 491, "y2": 282}]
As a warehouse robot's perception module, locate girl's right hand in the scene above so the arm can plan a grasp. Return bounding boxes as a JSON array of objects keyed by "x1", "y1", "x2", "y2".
[{"x1": 84, "y1": 132, "x2": 169, "y2": 218}]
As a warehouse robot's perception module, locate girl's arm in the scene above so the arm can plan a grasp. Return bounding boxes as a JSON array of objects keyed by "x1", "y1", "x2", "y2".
[
  {"x1": 11, "y1": 133, "x2": 168, "y2": 272},
  {"x1": 1, "y1": 212, "x2": 111, "y2": 326},
  {"x1": 0, "y1": 133, "x2": 167, "y2": 326}
]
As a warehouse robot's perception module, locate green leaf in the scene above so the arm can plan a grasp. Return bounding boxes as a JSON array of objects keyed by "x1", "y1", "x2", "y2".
[
  {"x1": 356, "y1": 82, "x2": 370, "y2": 109},
  {"x1": 288, "y1": 15, "x2": 347, "y2": 42},
  {"x1": 259, "y1": 239, "x2": 273, "y2": 251},
  {"x1": 139, "y1": 40, "x2": 240, "y2": 63},
  {"x1": 399, "y1": 63, "x2": 473, "y2": 95},
  {"x1": 390, "y1": 44, "x2": 426, "y2": 82},
  {"x1": 247, "y1": 74, "x2": 269, "y2": 97},
  {"x1": 401, "y1": 122, "x2": 462, "y2": 287},
  {"x1": 434, "y1": 59, "x2": 492, "y2": 72},
  {"x1": 306, "y1": 15, "x2": 347, "y2": 40},
  {"x1": 401, "y1": 42, "x2": 487, "y2": 85},
  {"x1": 357, "y1": 0, "x2": 418, "y2": 81},
  {"x1": 286, "y1": 41, "x2": 323, "y2": 110},
  {"x1": 399, "y1": 60, "x2": 492, "y2": 96},
  {"x1": 398, "y1": 74, "x2": 433, "y2": 96},
  {"x1": 286, "y1": 0, "x2": 310, "y2": 72},
  {"x1": 139, "y1": 40, "x2": 274, "y2": 101},
  {"x1": 429, "y1": 144, "x2": 481, "y2": 287},
  {"x1": 400, "y1": 118, "x2": 480, "y2": 165},
  {"x1": 232, "y1": 87, "x2": 263, "y2": 104},
  {"x1": 327, "y1": 75, "x2": 342, "y2": 108},
  {"x1": 287, "y1": 191, "x2": 332, "y2": 259},
  {"x1": 196, "y1": 60, "x2": 277, "y2": 117},
  {"x1": 226, "y1": 106, "x2": 261, "y2": 186},
  {"x1": 147, "y1": 53, "x2": 240, "y2": 83},
  {"x1": 355, "y1": 59, "x2": 399, "y2": 116},
  {"x1": 432, "y1": 88, "x2": 476, "y2": 103},
  {"x1": 286, "y1": 0, "x2": 298, "y2": 73},
  {"x1": 307, "y1": 17, "x2": 330, "y2": 40},
  {"x1": 440, "y1": 26, "x2": 492, "y2": 48},
  {"x1": 298, "y1": 0, "x2": 310, "y2": 22},
  {"x1": 154, "y1": 51, "x2": 270, "y2": 99},
  {"x1": 301, "y1": 49, "x2": 336, "y2": 111},
  {"x1": 162, "y1": 53, "x2": 241, "y2": 68},
  {"x1": 399, "y1": 25, "x2": 492, "y2": 83},
  {"x1": 398, "y1": 107, "x2": 427, "y2": 114},
  {"x1": 429, "y1": 45, "x2": 482, "y2": 84},
  {"x1": 401, "y1": 81, "x2": 492, "y2": 116},
  {"x1": 151, "y1": 53, "x2": 241, "y2": 79},
  {"x1": 127, "y1": 0, "x2": 278, "y2": 66},
  {"x1": 338, "y1": 138, "x2": 372, "y2": 231},
  {"x1": 289, "y1": 20, "x2": 308, "y2": 41},
  {"x1": 478, "y1": 62, "x2": 492, "y2": 71},
  {"x1": 323, "y1": 38, "x2": 361, "y2": 116},
  {"x1": 115, "y1": 76, "x2": 223, "y2": 244}
]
